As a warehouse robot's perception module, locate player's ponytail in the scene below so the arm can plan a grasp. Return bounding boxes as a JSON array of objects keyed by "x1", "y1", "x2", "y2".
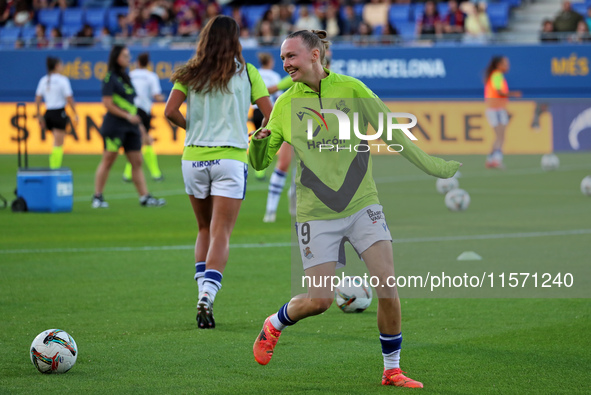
[
  {"x1": 46, "y1": 56, "x2": 60, "y2": 91},
  {"x1": 286, "y1": 30, "x2": 331, "y2": 67}
]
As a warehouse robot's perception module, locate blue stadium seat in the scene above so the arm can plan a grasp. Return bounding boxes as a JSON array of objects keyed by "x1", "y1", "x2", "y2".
[
  {"x1": 242, "y1": 5, "x2": 269, "y2": 29},
  {"x1": 0, "y1": 26, "x2": 21, "y2": 40},
  {"x1": 21, "y1": 26, "x2": 37, "y2": 40},
  {"x1": 395, "y1": 21, "x2": 416, "y2": 40},
  {"x1": 572, "y1": 3, "x2": 587, "y2": 15},
  {"x1": 85, "y1": 8, "x2": 107, "y2": 29},
  {"x1": 389, "y1": 4, "x2": 411, "y2": 24},
  {"x1": 63, "y1": 8, "x2": 84, "y2": 28},
  {"x1": 78, "y1": 0, "x2": 112, "y2": 8},
  {"x1": 37, "y1": 9, "x2": 62, "y2": 28},
  {"x1": 354, "y1": 3, "x2": 364, "y2": 16},
  {"x1": 339, "y1": 3, "x2": 365, "y2": 21},
  {"x1": 487, "y1": 3, "x2": 510, "y2": 30},
  {"x1": 61, "y1": 24, "x2": 81, "y2": 37},
  {"x1": 221, "y1": 5, "x2": 233, "y2": 16},
  {"x1": 502, "y1": 0, "x2": 522, "y2": 8},
  {"x1": 437, "y1": 3, "x2": 449, "y2": 17},
  {"x1": 412, "y1": 4, "x2": 424, "y2": 22},
  {"x1": 373, "y1": 24, "x2": 384, "y2": 35},
  {"x1": 107, "y1": 7, "x2": 128, "y2": 31},
  {"x1": 0, "y1": 27, "x2": 21, "y2": 48}
]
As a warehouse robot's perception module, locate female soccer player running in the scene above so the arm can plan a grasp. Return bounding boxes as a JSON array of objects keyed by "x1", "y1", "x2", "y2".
[
  {"x1": 484, "y1": 56, "x2": 521, "y2": 169},
  {"x1": 249, "y1": 30, "x2": 461, "y2": 387},
  {"x1": 165, "y1": 16, "x2": 272, "y2": 329},
  {"x1": 35, "y1": 57, "x2": 78, "y2": 169}
]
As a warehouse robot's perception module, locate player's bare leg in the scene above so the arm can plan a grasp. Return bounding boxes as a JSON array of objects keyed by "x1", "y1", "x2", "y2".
[
  {"x1": 254, "y1": 262, "x2": 336, "y2": 365},
  {"x1": 487, "y1": 124, "x2": 506, "y2": 169},
  {"x1": 193, "y1": 195, "x2": 242, "y2": 328}
]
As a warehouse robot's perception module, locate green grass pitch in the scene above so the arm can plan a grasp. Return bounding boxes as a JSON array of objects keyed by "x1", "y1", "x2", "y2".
[{"x1": 0, "y1": 153, "x2": 590, "y2": 394}]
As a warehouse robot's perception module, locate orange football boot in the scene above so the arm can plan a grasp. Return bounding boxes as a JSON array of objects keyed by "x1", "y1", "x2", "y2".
[
  {"x1": 382, "y1": 368, "x2": 424, "y2": 388},
  {"x1": 253, "y1": 316, "x2": 282, "y2": 365}
]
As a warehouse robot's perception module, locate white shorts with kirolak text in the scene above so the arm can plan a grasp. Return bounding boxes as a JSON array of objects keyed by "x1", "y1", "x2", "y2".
[{"x1": 182, "y1": 159, "x2": 247, "y2": 200}]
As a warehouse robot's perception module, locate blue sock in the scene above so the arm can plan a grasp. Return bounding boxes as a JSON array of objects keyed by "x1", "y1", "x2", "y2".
[
  {"x1": 380, "y1": 332, "x2": 402, "y2": 370},
  {"x1": 202, "y1": 269, "x2": 223, "y2": 301},
  {"x1": 270, "y1": 302, "x2": 296, "y2": 331},
  {"x1": 194, "y1": 261, "x2": 205, "y2": 296},
  {"x1": 266, "y1": 169, "x2": 287, "y2": 213}
]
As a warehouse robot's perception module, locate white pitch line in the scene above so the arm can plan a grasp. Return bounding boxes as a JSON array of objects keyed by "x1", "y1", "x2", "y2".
[
  {"x1": 72, "y1": 183, "x2": 273, "y2": 202},
  {"x1": 69, "y1": 163, "x2": 591, "y2": 203},
  {"x1": 391, "y1": 228, "x2": 591, "y2": 243},
  {"x1": 1, "y1": 229, "x2": 590, "y2": 255}
]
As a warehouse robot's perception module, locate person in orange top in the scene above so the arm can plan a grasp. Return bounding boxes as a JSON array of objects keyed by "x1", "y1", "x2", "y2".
[{"x1": 484, "y1": 56, "x2": 521, "y2": 169}]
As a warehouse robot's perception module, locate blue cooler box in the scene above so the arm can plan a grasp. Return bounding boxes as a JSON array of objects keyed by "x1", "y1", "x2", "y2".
[{"x1": 16, "y1": 168, "x2": 73, "y2": 213}]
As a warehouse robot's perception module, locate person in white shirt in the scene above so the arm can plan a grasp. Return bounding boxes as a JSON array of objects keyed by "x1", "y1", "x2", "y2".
[
  {"x1": 124, "y1": 52, "x2": 165, "y2": 182},
  {"x1": 35, "y1": 57, "x2": 78, "y2": 169}
]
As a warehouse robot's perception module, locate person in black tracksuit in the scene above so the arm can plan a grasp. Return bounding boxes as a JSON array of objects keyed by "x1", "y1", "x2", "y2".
[{"x1": 91, "y1": 45, "x2": 165, "y2": 208}]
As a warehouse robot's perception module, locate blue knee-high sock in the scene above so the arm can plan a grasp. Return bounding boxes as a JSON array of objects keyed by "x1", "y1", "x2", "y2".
[
  {"x1": 202, "y1": 269, "x2": 223, "y2": 301},
  {"x1": 194, "y1": 261, "x2": 205, "y2": 296},
  {"x1": 266, "y1": 169, "x2": 287, "y2": 213},
  {"x1": 270, "y1": 302, "x2": 297, "y2": 331},
  {"x1": 380, "y1": 332, "x2": 402, "y2": 370}
]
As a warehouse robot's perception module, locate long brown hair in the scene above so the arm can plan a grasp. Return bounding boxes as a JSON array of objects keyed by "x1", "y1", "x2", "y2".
[
  {"x1": 484, "y1": 55, "x2": 505, "y2": 83},
  {"x1": 171, "y1": 15, "x2": 245, "y2": 94}
]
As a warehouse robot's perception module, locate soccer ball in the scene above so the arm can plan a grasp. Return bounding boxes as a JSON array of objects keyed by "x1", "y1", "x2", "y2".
[
  {"x1": 335, "y1": 276, "x2": 372, "y2": 313},
  {"x1": 30, "y1": 329, "x2": 78, "y2": 374},
  {"x1": 445, "y1": 188, "x2": 470, "y2": 211},
  {"x1": 436, "y1": 177, "x2": 459, "y2": 194},
  {"x1": 541, "y1": 154, "x2": 560, "y2": 171},
  {"x1": 581, "y1": 176, "x2": 591, "y2": 196}
]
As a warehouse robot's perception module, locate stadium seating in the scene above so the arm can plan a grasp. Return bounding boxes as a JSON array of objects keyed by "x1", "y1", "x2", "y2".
[
  {"x1": 437, "y1": 3, "x2": 449, "y2": 18},
  {"x1": 62, "y1": 8, "x2": 84, "y2": 29},
  {"x1": 395, "y1": 22, "x2": 417, "y2": 40},
  {"x1": 12, "y1": 0, "x2": 517, "y2": 48},
  {"x1": 38, "y1": 9, "x2": 62, "y2": 29},
  {"x1": 0, "y1": 26, "x2": 21, "y2": 40},
  {"x1": 572, "y1": 2, "x2": 588, "y2": 16},
  {"x1": 503, "y1": 0, "x2": 522, "y2": 9},
  {"x1": 21, "y1": 26, "x2": 37, "y2": 40},
  {"x1": 413, "y1": 4, "x2": 425, "y2": 22},
  {"x1": 242, "y1": 5, "x2": 269, "y2": 29},
  {"x1": 78, "y1": 0, "x2": 113, "y2": 8},
  {"x1": 0, "y1": 27, "x2": 21, "y2": 48},
  {"x1": 338, "y1": 3, "x2": 365, "y2": 23},
  {"x1": 85, "y1": 9, "x2": 107, "y2": 30},
  {"x1": 388, "y1": 4, "x2": 411, "y2": 24},
  {"x1": 107, "y1": 7, "x2": 128, "y2": 31},
  {"x1": 487, "y1": 3, "x2": 510, "y2": 30},
  {"x1": 61, "y1": 24, "x2": 81, "y2": 37}
]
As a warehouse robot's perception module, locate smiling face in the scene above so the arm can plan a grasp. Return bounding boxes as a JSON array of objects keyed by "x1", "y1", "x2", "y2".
[{"x1": 280, "y1": 37, "x2": 320, "y2": 83}]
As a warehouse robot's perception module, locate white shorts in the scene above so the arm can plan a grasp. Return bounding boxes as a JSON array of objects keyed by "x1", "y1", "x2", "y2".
[
  {"x1": 486, "y1": 109, "x2": 509, "y2": 127},
  {"x1": 182, "y1": 159, "x2": 247, "y2": 200},
  {"x1": 296, "y1": 204, "x2": 392, "y2": 271}
]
